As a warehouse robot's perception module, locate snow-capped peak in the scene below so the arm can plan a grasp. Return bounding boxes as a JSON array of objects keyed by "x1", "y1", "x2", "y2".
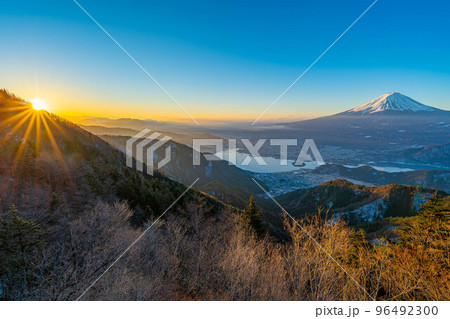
[{"x1": 347, "y1": 92, "x2": 437, "y2": 114}]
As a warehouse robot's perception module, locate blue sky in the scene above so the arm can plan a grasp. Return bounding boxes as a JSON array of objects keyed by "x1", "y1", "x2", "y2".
[{"x1": 1, "y1": 0, "x2": 449, "y2": 123}]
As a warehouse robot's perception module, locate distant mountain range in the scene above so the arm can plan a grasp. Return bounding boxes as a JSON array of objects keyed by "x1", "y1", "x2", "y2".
[
  {"x1": 81, "y1": 125, "x2": 221, "y2": 148},
  {"x1": 76, "y1": 117, "x2": 198, "y2": 133}
]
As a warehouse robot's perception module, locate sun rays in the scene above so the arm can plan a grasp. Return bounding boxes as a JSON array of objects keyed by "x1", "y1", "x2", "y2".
[{"x1": 0, "y1": 103, "x2": 72, "y2": 180}]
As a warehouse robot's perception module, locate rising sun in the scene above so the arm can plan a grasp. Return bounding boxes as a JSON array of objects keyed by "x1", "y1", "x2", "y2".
[{"x1": 31, "y1": 99, "x2": 48, "y2": 111}]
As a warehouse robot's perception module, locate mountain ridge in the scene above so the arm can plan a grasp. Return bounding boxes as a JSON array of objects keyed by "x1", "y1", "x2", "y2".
[{"x1": 276, "y1": 178, "x2": 448, "y2": 224}]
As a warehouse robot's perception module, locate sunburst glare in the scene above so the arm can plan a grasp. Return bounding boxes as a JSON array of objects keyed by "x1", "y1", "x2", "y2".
[{"x1": 31, "y1": 99, "x2": 48, "y2": 111}]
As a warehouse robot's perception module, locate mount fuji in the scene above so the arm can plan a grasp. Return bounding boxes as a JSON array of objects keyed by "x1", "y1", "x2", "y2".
[
  {"x1": 340, "y1": 92, "x2": 445, "y2": 115},
  {"x1": 274, "y1": 92, "x2": 450, "y2": 150}
]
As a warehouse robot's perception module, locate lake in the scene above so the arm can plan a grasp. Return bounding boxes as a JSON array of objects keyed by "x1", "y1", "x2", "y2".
[
  {"x1": 215, "y1": 149, "x2": 424, "y2": 174},
  {"x1": 214, "y1": 149, "x2": 321, "y2": 173}
]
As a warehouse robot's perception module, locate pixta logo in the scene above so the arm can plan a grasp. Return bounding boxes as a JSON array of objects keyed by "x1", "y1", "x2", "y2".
[
  {"x1": 192, "y1": 138, "x2": 324, "y2": 167},
  {"x1": 126, "y1": 133, "x2": 324, "y2": 175},
  {"x1": 126, "y1": 129, "x2": 172, "y2": 175}
]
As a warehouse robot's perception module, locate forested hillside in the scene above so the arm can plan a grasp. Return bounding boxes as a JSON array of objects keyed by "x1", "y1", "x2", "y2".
[
  {"x1": 0, "y1": 90, "x2": 222, "y2": 223},
  {"x1": 99, "y1": 134, "x2": 272, "y2": 211}
]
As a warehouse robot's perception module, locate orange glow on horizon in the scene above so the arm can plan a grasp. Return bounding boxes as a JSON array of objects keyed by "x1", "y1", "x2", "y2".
[
  {"x1": 57, "y1": 109, "x2": 322, "y2": 125},
  {"x1": 7, "y1": 88, "x2": 324, "y2": 124}
]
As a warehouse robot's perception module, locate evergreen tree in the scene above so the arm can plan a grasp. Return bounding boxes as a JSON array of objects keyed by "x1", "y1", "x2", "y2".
[
  {"x1": 347, "y1": 228, "x2": 370, "y2": 266},
  {"x1": 402, "y1": 192, "x2": 450, "y2": 249},
  {"x1": 0, "y1": 205, "x2": 46, "y2": 299},
  {"x1": 241, "y1": 197, "x2": 265, "y2": 237}
]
